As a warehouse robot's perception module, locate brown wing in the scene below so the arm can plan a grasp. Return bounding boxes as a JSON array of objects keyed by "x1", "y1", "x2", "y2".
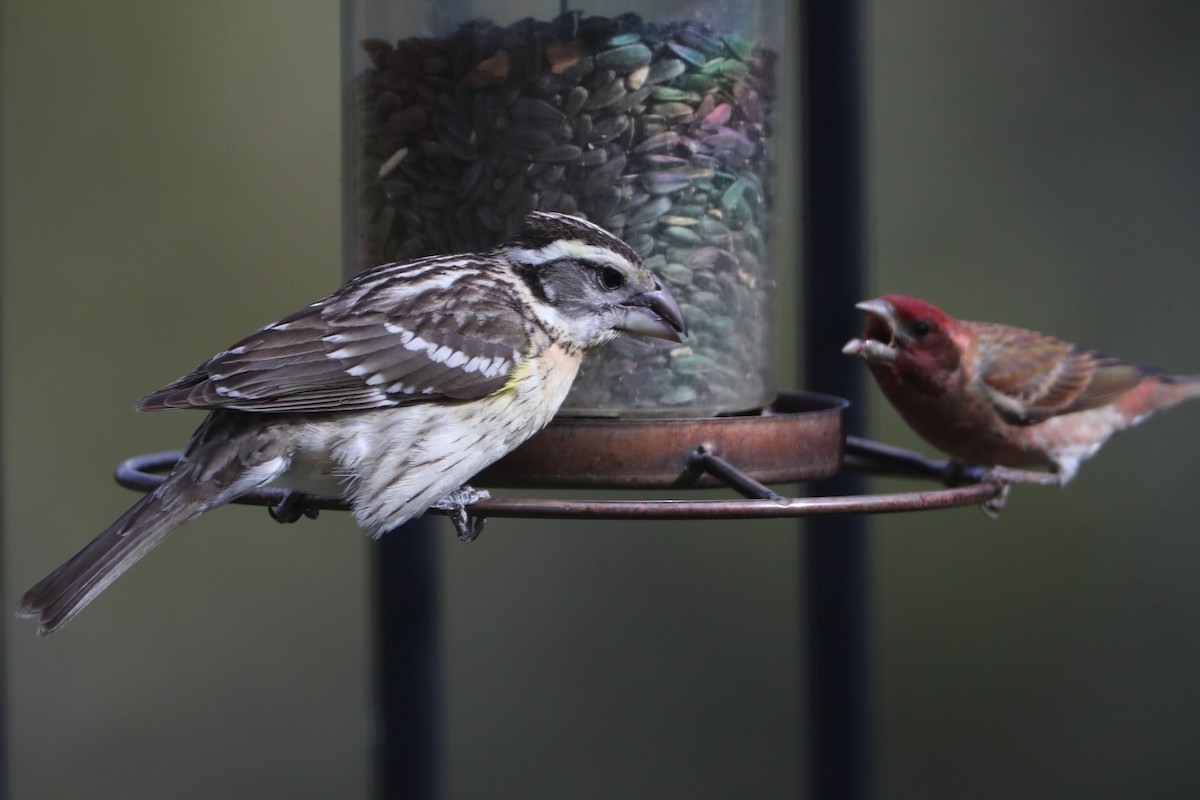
[
  {"x1": 975, "y1": 322, "x2": 1157, "y2": 424},
  {"x1": 138, "y1": 257, "x2": 532, "y2": 413}
]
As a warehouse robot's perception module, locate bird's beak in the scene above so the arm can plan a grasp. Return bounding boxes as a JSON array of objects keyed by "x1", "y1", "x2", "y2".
[
  {"x1": 618, "y1": 279, "x2": 688, "y2": 342},
  {"x1": 842, "y1": 298, "x2": 899, "y2": 365}
]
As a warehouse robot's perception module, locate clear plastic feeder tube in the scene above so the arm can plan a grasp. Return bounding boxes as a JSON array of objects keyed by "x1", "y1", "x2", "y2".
[{"x1": 343, "y1": 0, "x2": 785, "y2": 416}]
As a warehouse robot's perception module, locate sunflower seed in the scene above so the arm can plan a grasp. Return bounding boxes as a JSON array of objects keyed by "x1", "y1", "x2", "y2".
[
  {"x1": 584, "y1": 72, "x2": 626, "y2": 109},
  {"x1": 609, "y1": 85, "x2": 653, "y2": 113},
  {"x1": 378, "y1": 146, "x2": 409, "y2": 178},
  {"x1": 530, "y1": 144, "x2": 583, "y2": 163},
  {"x1": 641, "y1": 171, "x2": 692, "y2": 195},
  {"x1": 673, "y1": 73, "x2": 718, "y2": 93},
  {"x1": 633, "y1": 131, "x2": 680, "y2": 153},
  {"x1": 564, "y1": 86, "x2": 588, "y2": 117},
  {"x1": 651, "y1": 102, "x2": 695, "y2": 120},
  {"x1": 644, "y1": 58, "x2": 688, "y2": 85},
  {"x1": 511, "y1": 96, "x2": 565, "y2": 124},
  {"x1": 642, "y1": 154, "x2": 689, "y2": 168},
  {"x1": 671, "y1": 353, "x2": 717, "y2": 374},
  {"x1": 724, "y1": 34, "x2": 753, "y2": 60},
  {"x1": 574, "y1": 147, "x2": 608, "y2": 167},
  {"x1": 605, "y1": 32, "x2": 642, "y2": 47},
  {"x1": 596, "y1": 43, "x2": 652, "y2": 72},
  {"x1": 666, "y1": 41, "x2": 708, "y2": 68},
  {"x1": 589, "y1": 113, "x2": 630, "y2": 143},
  {"x1": 706, "y1": 129, "x2": 756, "y2": 158},
  {"x1": 663, "y1": 226, "x2": 703, "y2": 246},
  {"x1": 659, "y1": 385, "x2": 698, "y2": 406},
  {"x1": 661, "y1": 263, "x2": 694, "y2": 285},
  {"x1": 698, "y1": 102, "x2": 732, "y2": 130},
  {"x1": 627, "y1": 196, "x2": 673, "y2": 226}
]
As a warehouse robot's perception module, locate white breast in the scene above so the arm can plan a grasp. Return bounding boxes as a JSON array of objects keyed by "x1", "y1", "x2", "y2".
[{"x1": 281, "y1": 343, "x2": 583, "y2": 536}]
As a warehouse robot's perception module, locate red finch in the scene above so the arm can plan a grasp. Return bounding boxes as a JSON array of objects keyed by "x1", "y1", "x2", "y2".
[{"x1": 842, "y1": 295, "x2": 1200, "y2": 485}]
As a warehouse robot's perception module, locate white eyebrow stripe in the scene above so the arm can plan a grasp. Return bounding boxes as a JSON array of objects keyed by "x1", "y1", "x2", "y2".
[{"x1": 507, "y1": 239, "x2": 633, "y2": 267}]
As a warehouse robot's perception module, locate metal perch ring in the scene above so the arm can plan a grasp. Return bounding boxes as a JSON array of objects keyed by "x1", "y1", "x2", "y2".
[{"x1": 113, "y1": 391, "x2": 1005, "y2": 522}]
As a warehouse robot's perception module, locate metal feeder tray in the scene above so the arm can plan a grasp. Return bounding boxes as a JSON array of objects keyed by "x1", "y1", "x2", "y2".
[{"x1": 114, "y1": 390, "x2": 1004, "y2": 522}]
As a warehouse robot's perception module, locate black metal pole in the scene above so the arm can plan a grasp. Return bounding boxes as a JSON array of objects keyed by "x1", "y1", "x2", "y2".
[
  {"x1": 801, "y1": 1, "x2": 872, "y2": 799},
  {"x1": 340, "y1": 6, "x2": 442, "y2": 795},
  {"x1": 1, "y1": 127, "x2": 9, "y2": 800},
  {"x1": 373, "y1": 519, "x2": 440, "y2": 800}
]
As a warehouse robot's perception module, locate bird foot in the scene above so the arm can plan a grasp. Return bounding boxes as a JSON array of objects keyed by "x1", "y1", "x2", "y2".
[
  {"x1": 980, "y1": 481, "x2": 1011, "y2": 519},
  {"x1": 432, "y1": 485, "x2": 490, "y2": 542},
  {"x1": 268, "y1": 490, "x2": 320, "y2": 524},
  {"x1": 940, "y1": 460, "x2": 1063, "y2": 489},
  {"x1": 940, "y1": 462, "x2": 1062, "y2": 519}
]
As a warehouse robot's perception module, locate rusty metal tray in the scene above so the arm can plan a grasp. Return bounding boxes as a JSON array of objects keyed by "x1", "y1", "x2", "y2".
[{"x1": 476, "y1": 390, "x2": 845, "y2": 488}]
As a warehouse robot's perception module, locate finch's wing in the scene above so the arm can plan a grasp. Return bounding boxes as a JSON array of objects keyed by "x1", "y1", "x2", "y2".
[
  {"x1": 977, "y1": 324, "x2": 1155, "y2": 424},
  {"x1": 138, "y1": 258, "x2": 532, "y2": 412}
]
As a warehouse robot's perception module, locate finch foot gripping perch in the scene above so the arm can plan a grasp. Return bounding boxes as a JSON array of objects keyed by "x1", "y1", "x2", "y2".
[
  {"x1": 432, "y1": 485, "x2": 491, "y2": 542},
  {"x1": 940, "y1": 461, "x2": 1061, "y2": 518},
  {"x1": 977, "y1": 466, "x2": 1063, "y2": 519}
]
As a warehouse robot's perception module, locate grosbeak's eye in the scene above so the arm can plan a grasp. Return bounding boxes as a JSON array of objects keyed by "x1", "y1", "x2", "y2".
[
  {"x1": 594, "y1": 265, "x2": 626, "y2": 291},
  {"x1": 911, "y1": 320, "x2": 931, "y2": 338}
]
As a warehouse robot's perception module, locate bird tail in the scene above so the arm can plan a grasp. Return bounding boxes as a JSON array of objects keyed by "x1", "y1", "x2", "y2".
[
  {"x1": 1158, "y1": 372, "x2": 1200, "y2": 405},
  {"x1": 18, "y1": 480, "x2": 207, "y2": 636}
]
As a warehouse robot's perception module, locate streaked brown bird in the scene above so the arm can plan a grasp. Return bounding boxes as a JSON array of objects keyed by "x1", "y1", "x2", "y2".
[{"x1": 20, "y1": 212, "x2": 686, "y2": 635}]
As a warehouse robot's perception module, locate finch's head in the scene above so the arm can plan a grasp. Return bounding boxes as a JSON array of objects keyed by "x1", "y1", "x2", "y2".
[
  {"x1": 504, "y1": 212, "x2": 687, "y2": 350},
  {"x1": 843, "y1": 295, "x2": 962, "y2": 378}
]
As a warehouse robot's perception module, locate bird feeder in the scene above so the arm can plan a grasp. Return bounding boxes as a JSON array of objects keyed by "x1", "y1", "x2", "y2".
[{"x1": 342, "y1": 1, "x2": 780, "y2": 418}]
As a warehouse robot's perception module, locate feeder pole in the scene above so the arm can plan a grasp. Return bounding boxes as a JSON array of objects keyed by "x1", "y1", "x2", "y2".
[{"x1": 801, "y1": 0, "x2": 873, "y2": 798}]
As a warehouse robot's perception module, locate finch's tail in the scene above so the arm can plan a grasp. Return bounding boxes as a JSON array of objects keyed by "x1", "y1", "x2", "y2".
[
  {"x1": 1158, "y1": 373, "x2": 1200, "y2": 406},
  {"x1": 18, "y1": 481, "x2": 206, "y2": 636}
]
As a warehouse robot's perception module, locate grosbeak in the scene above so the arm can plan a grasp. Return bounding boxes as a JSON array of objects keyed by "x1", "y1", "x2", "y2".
[
  {"x1": 20, "y1": 211, "x2": 686, "y2": 635},
  {"x1": 843, "y1": 294, "x2": 1200, "y2": 486}
]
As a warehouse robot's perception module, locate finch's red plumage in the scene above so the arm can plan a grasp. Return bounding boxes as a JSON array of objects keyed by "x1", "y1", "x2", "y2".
[{"x1": 843, "y1": 295, "x2": 1200, "y2": 483}]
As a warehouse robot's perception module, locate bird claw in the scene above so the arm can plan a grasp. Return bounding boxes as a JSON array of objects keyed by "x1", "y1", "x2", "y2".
[
  {"x1": 268, "y1": 490, "x2": 319, "y2": 524},
  {"x1": 938, "y1": 461, "x2": 1061, "y2": 518},
  {"x1": 973, "y1": 466, "x2": 1063, "y2": 519},
  {"x1": 432, "y1": 485, "x2": 490, "y2": 542},
  {"x1": 980, "y1": 482, "x2": 1011, "y2": 519}
]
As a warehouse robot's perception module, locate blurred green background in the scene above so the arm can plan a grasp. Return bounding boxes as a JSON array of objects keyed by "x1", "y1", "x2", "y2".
[{"x1": 4, "y1": 2, "x2": 1200, "y2": 799}]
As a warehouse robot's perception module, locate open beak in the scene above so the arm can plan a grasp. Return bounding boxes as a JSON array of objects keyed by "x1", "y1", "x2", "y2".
[
  {"x1": 618, "y1": 278, "x2": 688, "y2": 342},
  {"x1": 842, "y1": 298, "x2": 899, "y2": 365}
]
